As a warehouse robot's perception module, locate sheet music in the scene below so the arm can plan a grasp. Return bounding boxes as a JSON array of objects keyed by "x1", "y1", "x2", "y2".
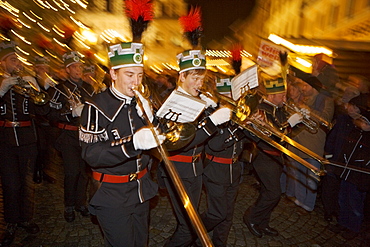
[
  {"x1": 156, "y1": 90, "x2": 206, "y2": 123},
  {"x1": 231, "y1": 65, "x2": 259, "y2": 101}
]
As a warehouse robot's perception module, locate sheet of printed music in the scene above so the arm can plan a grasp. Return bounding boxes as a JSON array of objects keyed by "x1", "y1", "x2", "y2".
[
  {"x1": 231, "y1": 65, "x2": 259, "y2": 101},
  {"x1": 156, "y1": 91, "x2": 207, "y2": 123}
]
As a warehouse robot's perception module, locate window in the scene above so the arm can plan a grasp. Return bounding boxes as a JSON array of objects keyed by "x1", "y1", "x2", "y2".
[
  {"x1": 346, "y1": 0, "x2": 355, "y2": 18},
  {"x1": 330, "y1": 5, "x2": 339, "y2": 27}
]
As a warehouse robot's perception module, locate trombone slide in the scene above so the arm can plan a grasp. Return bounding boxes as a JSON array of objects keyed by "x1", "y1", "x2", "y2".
[{"x1": 133, "y1": 89, "x2": 213, "y2": 247}]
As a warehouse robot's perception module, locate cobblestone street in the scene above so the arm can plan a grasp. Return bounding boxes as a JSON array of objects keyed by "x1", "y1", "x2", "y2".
[{"x1": 0, "y1": 159, "x2": 369, "y2": 247}]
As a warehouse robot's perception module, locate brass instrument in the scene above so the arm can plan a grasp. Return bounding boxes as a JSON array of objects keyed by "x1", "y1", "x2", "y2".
[
  {"x1": 11, "y1": 70, "x2": 50, "y2": 105},
  {"x1": 138, "y1": 81, "x2": 197, "y2": 151},
  {"x1": 283, "y1": 101, "x2": 333, "y2": 134},
  {"x1": 132, "y1": 85, "x2": 213, "y2": 247},
  {"x1": 200, "y1": 88, "x2": 327, "y2": 178}
]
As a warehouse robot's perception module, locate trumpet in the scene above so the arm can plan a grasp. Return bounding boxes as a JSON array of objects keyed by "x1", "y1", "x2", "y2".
[
  {"x1": 199, "y1": 88, "x2": 327, "y2": 177},
  {"x1": 283, "y1": 101, "x2": 333, "y2": 134},
  {"x1": 11, "y1": 70, "x2": 50, "y2": 105}
]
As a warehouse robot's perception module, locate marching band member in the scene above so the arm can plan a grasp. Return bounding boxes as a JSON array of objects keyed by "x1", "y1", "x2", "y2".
[
  {"x1": 79, "y1": 41, "x2": 164, "y2": 246},
  {"x1": 200, "y1": 82, "x2": 250, "y2": 246},
  {"x1": 0, "y1": 41, "x2": 40, "y2": 246},
  {"x1": 161, "y1": 49, "x2": 231, "y2": 246},
  {"x1": 243, "y1": 71, "x2": 302, "y2": 238},
  {"x1": 48, "y1": 51, "x2": 95, "y2": 222},
  {"x1": 79, "y1": 1, "x2": 164, "y2": 246},
  {"x1": 33, "y1": 55, "x2": 57, "y2": 184}
]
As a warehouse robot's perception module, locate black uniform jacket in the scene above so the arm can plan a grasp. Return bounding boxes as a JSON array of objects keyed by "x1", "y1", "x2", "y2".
[
  {"x1": 337, "y1": 127, "x2": 370, "y2": 192},
  {"x1": 204, "y1": 122, "x2": 247, "y2": 184},
  {"x1": 254, "y1": 100, "x2": 289, "y2": 152},
  {"x1": 165, "y1": 108, "x2": 219, "y2": 179},
  {"x1": 48, "y1": 79, "x2": 94, "y2": 126},
  {"x1": 0, "y1": 77, "x2": 47, "y2": 146},
  {"x1": 79, "y1": 87, "x2": 157, "y2": 208}
]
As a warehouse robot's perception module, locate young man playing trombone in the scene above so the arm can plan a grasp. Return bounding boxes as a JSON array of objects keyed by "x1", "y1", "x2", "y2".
[{"x1": 79, "y1": 41, "x2": 165, "y2": 246}]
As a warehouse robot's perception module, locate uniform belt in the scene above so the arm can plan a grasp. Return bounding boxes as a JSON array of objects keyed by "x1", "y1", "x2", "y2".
[
  {"x1": 92, "y1": 168, "x2": 148, "y2": 183},
  {"x1": 168, "y1": 154, "x2": 201, "y2": 163},
  {"x1": 0, "y1": 120, "x2": 32, "y2": 127},
  {"x1": 57, "y1": 123, "x2": 79, "y2": 131},
  {"x1": 206, "y1": 153, "x2": 234, "y2": 164},
  {"x1": 263, "y1": 149, "x2": 281, "y2": 156}
]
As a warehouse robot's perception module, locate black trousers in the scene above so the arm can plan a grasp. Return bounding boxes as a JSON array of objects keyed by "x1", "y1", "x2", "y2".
[
  {"x1": 163, "y1": 175, "x2": 202, "y2": 247},
  {"x1": 35, "y1": 124, "x2": 60, "y2": 175},
  {"x1": 201, "y1": 174, "x2": 240, "y2": 247},
  {"x1": 246, "y1": 152, "x2": 283, "y2": 228},
  {"x1": 0, "y1": 142, "x2": 37, "y2": 223},
  {"x1": 93, "y1": 200, "x2": 150, "y2": 247},
  {"x1": 56, "y1": 130, "x2": 89, "y2": 208}
]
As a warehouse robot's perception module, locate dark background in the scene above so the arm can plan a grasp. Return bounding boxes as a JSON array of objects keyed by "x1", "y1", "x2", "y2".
[{"x1": 186, "y1": 0, "x2": 256, "y2": 45}]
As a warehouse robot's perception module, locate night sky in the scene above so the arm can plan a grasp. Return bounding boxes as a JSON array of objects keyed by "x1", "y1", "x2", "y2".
[{"x1": 186, "y1": 0, "x2": 256, "y2": 46}]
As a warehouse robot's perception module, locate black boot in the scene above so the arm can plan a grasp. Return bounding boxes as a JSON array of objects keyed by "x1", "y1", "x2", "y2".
[{"x1": 1, "y1": 223, "x2": 17, "y2": 246}]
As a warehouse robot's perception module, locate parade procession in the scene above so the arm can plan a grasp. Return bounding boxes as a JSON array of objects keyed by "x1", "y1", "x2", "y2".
[{"x1": 0, "y1": 0, "x2": 370, "y2": 246}]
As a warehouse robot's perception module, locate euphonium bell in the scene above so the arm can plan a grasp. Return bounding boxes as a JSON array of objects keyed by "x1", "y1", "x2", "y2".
[
  {"x1": 12, "y1": 76, "x2": 50, "y2": 105},
  {"x1": 162, "y1": 121, "x2": 196, "y2": 151}
]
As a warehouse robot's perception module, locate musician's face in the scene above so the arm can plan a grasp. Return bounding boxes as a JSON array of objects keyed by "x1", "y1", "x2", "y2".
[
  {"x1": 179, "y1": 70, "x2": 205, "y2": 96},
  {"x1": 270, "y1": 92, "x2": 286, "y2": 107},
  {"x1": 66, "y1": 62, "x2": 83, "y2": 82},
  {"x1": 1, "y1": 53, "x2": 22, "y2": 74},
  {"x1": 301, "y1": 82, "x2": 315, "y2": 97},
  {"x1": 110, "y1": 66, "x2": 143, "y2": 97},
  {"x1": 34, "y1": 64, "x2": 50, "y2": 77}
]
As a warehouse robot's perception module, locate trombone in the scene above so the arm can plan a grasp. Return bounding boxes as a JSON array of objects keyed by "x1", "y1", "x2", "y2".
[
  {"x1": 132, "y1": 85, "x2": 213, "y2": 247},
  {"x1": 201, "y1": 88, "x2": 327, "y2": 178}
]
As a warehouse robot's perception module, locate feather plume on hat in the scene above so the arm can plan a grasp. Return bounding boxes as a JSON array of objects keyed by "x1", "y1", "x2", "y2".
[
  {"x1": 0, "y1": 14, "x2": 19, "y2": 40},
  {"x1": 179, "y1": 6, "x2": 203, "y2": 48},
  {"x1": 230, "y1": 43, "x2": 242, "y2": 75},
  {"x1": 125, "y1": 0, "x2": 154, "y2": 42},
  {"x1": 279, "y1": 51, "x2": 289, "y2": 82}
]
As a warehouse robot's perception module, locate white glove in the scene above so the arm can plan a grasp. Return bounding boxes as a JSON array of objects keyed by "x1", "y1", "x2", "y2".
[
  {"x1": 0, "y1": 77, "x2": 18, "y2": 97},
  {"x1": 135, "y1": 91, "x2": 154, "y2": 122},
  {"x1": 22, "y1": 76, "x2": 40, "y2": 91},
  {"x1": 133, "y1": 127, "x2": 165, "y2": 150},
  {"x1": 288, "y1": 113, "x2": 303, "y2": 127},
  {"x1": 45, "y1": 77, "x2": 55, "y2": 88},
  {"x1": 199, "y1": 93, "x2": 217, "y2": 108},
  {"x1": 209, "y1": 107, "x2": 231, "y2": 126},
  {"x1": 72, "y1": 103, "x2": 85, "y2": 117},
  {"x1": 299, "y1": 108, "x2": 310, "y2": 117}
]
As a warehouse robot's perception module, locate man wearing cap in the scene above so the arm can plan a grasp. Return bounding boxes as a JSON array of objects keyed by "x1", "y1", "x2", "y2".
[
  {"x1": 79, "y1": 42, "x2": 165, "y2": 246},
  {"x1": 288, "y1": 76, "x2": 334, "y2": 213},
  {"x1": 243, "y1": 72, "x2": 302, "y2": 238},
  {"x1": 160, "y1": 50, "x2": 231, "y2": 246},
  {"x1": 82, "y1": 64, "x2": 106, "y2": 93},
  {"x1": 48, "y1": 51, "x2": 95, "y2": 222},
  {"x1": 0, "y1": 41, "x2": 40, "y2": 246}
]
